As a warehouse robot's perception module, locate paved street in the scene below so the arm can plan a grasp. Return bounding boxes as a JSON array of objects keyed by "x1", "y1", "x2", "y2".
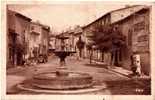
[{"x1": 7, "y1": 56, "x2": 151, "y2": 95}]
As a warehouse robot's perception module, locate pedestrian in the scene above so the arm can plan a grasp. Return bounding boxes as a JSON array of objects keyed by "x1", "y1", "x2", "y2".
[{"x1": 130, "y1": 53, "x2": 141, "y2": 76}]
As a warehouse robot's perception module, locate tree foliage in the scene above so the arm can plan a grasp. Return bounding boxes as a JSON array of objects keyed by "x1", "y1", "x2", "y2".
[
  {"x1": 76, "y1": 36, "x2": 85, "y2": 50},
  {"x1": 87, "y1": 24, "x2": 126, "y2": 52}
]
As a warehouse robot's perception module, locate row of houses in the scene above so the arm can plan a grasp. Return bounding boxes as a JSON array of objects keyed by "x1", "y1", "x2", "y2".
[
  {"x1": 81, "y1": 5, "x2": 151, "y2": 75},
  {"x1": 49, "y1": 5, "x2": 150, "y2": 75},
  {"x1": 49, "y1": 25, "x2": 83, "y2": 53},
  {"x1": 7, "y1": 9, "x2": 50, "y2": 68}
]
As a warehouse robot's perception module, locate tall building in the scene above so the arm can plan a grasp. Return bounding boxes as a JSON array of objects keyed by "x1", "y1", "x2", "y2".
[
  {"x1": 40, "y1": 25, "x2": 50, "y2": 55},
  {"x1": 7, "y1": 9, "x2": 31, "y2": 67},
  {"x1": 29, "y1": 21, "x2": 50, "y2": 59},
  {"x1": 29, "y1": 22, "x2": 42, "y2": 58}
]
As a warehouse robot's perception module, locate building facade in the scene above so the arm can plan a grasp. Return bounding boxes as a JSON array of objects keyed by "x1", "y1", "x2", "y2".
[
  {"x1": 40, "y1": 25, "x2": 50, "y2": 56},
  {"x1": 7, "y1": 9, "x2": 31, "y2": 67},
  {"x1": 49, "y1": 34, "x2": 56, "y2": 52},
  {"x1": 113, "y1": 7, "x2": 151, "y2": 75},
  {"x1": 82, "y1": 5, "x2": 151, "y2": 75},
  {"x1": 29, "y1": 22, "x2": 42, "y2": 59},
  {"x1": 29, "y1": 22, "x2": 50, "y2": 59}
]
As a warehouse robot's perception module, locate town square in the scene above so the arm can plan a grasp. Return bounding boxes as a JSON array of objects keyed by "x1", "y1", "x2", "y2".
[{"x1": 5, "y1": 3, "x2": 151, "y2": 95}]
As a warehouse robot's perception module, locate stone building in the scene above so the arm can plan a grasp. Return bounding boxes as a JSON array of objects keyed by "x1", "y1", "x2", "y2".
[
  {"x1": 82, "y1": 5, "x2": 151, "y2": 75},
  {"x1": 40, "y1": 25, "x2": 50, "y2": 56},
  {"x1": 61, "y1": 26, "x2": 84, "y2": 55},
  {"x1": 7, "y1": 9, "x2": 31, "y2": 67},
  {"x1": 64, "y1": 26, "x2": 83, "y2": 52},
  {"x1": 29, "y1": 22, "x2": 50, "y2": 59},
  {"x1": 112, "y1": 6, "x2": 151, "y2": 75},
  {"x1": 29, "y1": 22, "x2": 42, "y2": 58},
  {"x1": 82, "y1": 12, "x2": 111, "y2": 61},
  {"x1": 49, "y1": 34, "x2": 56, "y2": 52}
]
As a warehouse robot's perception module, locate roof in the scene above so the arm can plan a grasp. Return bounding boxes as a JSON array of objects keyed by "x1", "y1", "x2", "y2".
[
  {"x1": 15, "y1": 13, "x2": 31, "y2": 22},
  {"x1": 8, "y1": 10, "x2": 31, "y2": 22},
  {"x1": 110, "y1": 5, "x2": 149, "y2": 24},
  {"x1": 110, "y1": 5, "x2": 140, "y2": 13},
  {"x1": 31, "y1": 21, "x2": 50, "y2": 31},
  {"x1": 82, "y1": 12, "x2": 110, "y2": 29},
  {"x1": 82, "y1": 5, "x2": 149, "y2": 29},
  {"x1": 111, "y1": 7, "x2": 150, "y2": 25},
  {"x1": 74, "y1": 26, "x2": 83, "y2": 34},
  {"x1": 31, "y1": 21, "x2": 43, "y2": 26},
  {"x1": 42, "y1": 25, "x2": 50, "y2": 31}
]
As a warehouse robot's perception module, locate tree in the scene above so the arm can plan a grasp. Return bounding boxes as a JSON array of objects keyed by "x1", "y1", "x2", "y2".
[
  {"x1": 76, "y1": 36, "x2": 85, "y2": 58},
  {"x1": 86, "y1": 43, "x2": 93, "y2": 63},
  {"x1": 88, "y1": 24, "x2": 126, "y2": 66}
]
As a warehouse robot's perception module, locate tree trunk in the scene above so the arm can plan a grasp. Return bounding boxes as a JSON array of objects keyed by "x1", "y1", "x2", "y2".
[
  {"x1": 101, "y1": 51, "x2": 104, "y2": 62},
  {"x1": 79, "y1": 49, "x2": 82, "y2": 58},
  {"x1": 117, "y1": 50, "x2": 120, "y2": 66},
  {"x1": 90, "y1": 50, "x2": 93, "y2": 64},
  {"x1": 111, "y1": 51, "x2": 115, "y2": 66}
]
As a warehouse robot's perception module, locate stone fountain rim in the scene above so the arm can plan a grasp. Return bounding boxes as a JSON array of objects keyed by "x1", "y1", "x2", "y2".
[
  {"x1": 17, "y1": 81, "x2": 107, "y2": 94},
  {"x1": 33, "y1": 71, "x2": 92, "y2": 80}
]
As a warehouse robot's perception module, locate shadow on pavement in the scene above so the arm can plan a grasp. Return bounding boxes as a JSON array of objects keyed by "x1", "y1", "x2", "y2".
[
  {"x1": 84, "y1": 63, "x2": 108, "y2": 69},
  {"x1": 104, "y1": 79, "x2": 151, "y2": 95}
]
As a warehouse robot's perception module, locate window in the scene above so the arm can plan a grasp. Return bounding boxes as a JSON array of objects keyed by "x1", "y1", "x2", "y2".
[
  {"x1": 31, "y1": 26, "x2": 34, "y2": 30},
  {"x1": 128, "y1": 29, "x2": 132, "y2": 46},
  {"x1": 134, "y1": 21, "x2": 145, "y2": 32},
  {"x1": 138, "y1": 35, "x2": 148, "y2": 42},
  {"x1": 102, "y1": 19, "x2": 104, "y2": 26}
]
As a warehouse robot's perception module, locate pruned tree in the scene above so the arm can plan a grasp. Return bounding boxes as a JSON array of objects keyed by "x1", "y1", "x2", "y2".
[
  {"x1": 88, "y1": 24, "x2": 126, "y2": 66},
  {"x1": 76, "y1": 36, "x2": 85, "y2": 58}
]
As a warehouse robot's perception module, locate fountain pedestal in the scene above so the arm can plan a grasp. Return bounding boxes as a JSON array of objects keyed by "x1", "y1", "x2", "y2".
[{"x1": 56, "y1": 70, "x2": 69, "y2": 76}]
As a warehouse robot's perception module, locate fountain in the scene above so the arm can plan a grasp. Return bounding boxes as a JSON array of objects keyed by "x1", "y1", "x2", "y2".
[
  {"x1": 17, "y1": 34, "x2": 106, "y2": 94},
  {"x1": 53, "y1": 35, "x2": 76, "y2": 67}
]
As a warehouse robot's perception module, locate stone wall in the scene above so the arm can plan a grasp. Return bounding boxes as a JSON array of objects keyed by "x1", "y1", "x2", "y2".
[{"x1": 118, "y1": 8, "x2": 150, "y2": 75}]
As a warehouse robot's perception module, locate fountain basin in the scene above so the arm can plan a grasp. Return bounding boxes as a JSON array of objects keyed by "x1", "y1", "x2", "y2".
[
  {"x1": 32, "y1": 71, "x2": 93, "y2": 90},
  {"x1": 17, "y1": 71, "x2": 107, "y2": 94},
  {"x1": 53, "y1": 51, "x2": 76, "y2": 59}
]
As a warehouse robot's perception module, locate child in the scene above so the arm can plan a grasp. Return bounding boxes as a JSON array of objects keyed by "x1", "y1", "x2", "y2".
[{"x1": 131, "y1": 54, "x2": 141, "y2": 76}]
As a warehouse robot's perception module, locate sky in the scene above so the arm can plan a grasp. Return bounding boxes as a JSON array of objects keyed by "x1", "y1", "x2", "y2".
[{"x1": 8, "y1": 2, "x2": 126, "y2": 33}]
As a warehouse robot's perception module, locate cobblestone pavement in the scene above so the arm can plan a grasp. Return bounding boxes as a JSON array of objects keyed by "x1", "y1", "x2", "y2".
[{"x1": 7, "y1": 56, "x2": 151, "y2": 95}]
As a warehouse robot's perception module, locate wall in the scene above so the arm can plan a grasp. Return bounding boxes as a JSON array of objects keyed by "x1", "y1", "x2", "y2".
[
  {"x1": 117, "y1": 16, "x2": 133, "y2": 70},
  {"x1": 7, "y1": 10, "x2": 16, "y2": 31},
  {"x1": 7, "y1": 10, "x2": 31, "y2": 66},
  {"x1": 41, "y1": 28, "x2": 49, "y2": 54},
  {"x1": 132, "y1": 9, "x2": 150, "y2": 75},
  {"x1": 7, "y1": 10, "x2": 16, "y2": 67},
  {"x1": 29, "y1": 23, "x2": 42, "y2": 53},
  {"x1": 15, "y1": 16, "x2": 30, "y2": 47},
  {"x1": 49, "y1": 37, "x2": 56, "y2": 50},
  {"x1": 118, "y1": 8, "x2": 150, "y2": 75}
]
